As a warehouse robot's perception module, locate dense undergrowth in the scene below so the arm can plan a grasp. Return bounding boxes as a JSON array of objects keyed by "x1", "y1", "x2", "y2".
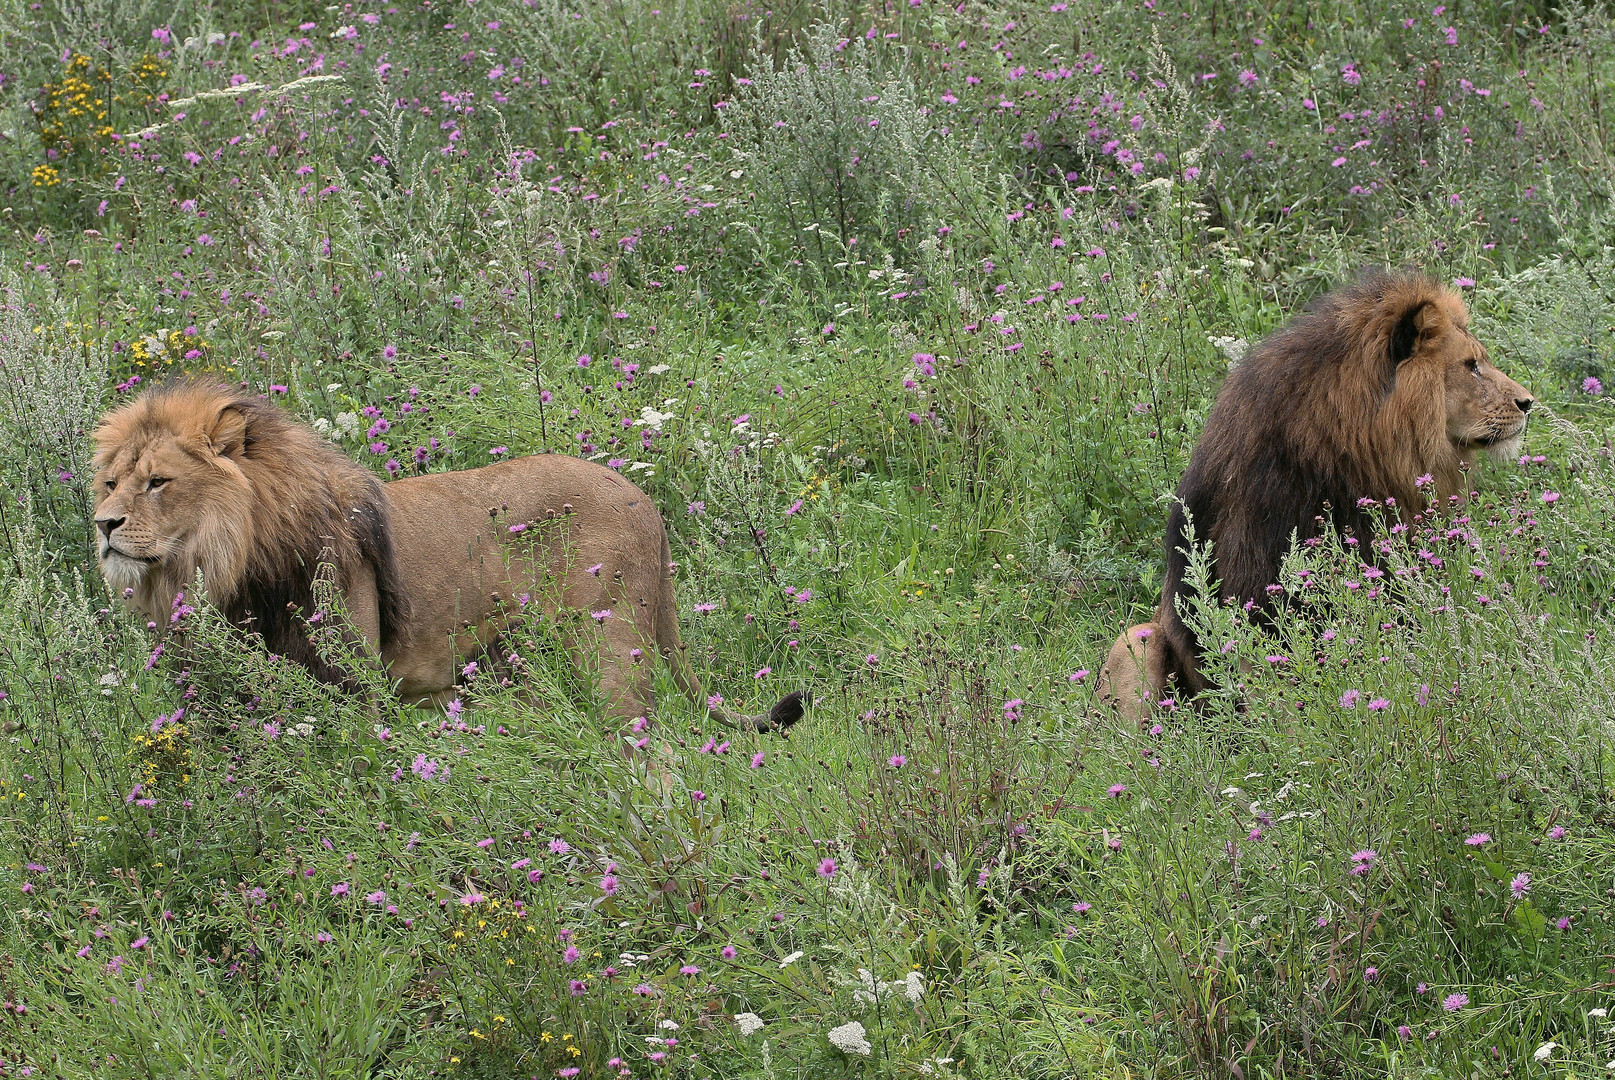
[{"x1": 1, "y1": 0, "x2": 1614, "y2": 1075}]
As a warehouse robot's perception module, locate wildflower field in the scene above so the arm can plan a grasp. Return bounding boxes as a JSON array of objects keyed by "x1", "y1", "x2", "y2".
[{"x1": 4, "y1": 0, "x2": 1615, "y2": 1074}]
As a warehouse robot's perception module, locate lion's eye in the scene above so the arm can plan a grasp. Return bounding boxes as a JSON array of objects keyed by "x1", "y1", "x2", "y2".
[
  {"x1": 103, "y1": 479, "x2": 116, "y2": 491},
  {"x1": 1465, "y1": 357, "x2": 1479, "y2": 373},
  {"x1": 147, "y1": 477, "x2": 170, "y2": 491}
]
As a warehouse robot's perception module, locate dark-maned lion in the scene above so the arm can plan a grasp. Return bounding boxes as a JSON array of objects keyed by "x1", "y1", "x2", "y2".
[
  {"x1": 1099, "y1": 269, "x2": 1534, "y2": 719},
  {"x1": 92, "y1": 382, "x2": 804, "y2": 732}
]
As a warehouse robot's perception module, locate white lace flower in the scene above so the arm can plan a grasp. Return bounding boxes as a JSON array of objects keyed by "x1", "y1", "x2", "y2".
[
  {"x1": 735, "y1": 1012, "x2": 764, "y2": 1036},
  {"x1": 904, "y1": 971, "x2": 924, "y2": 1002},
  {"x1": 637, "y1": 405, "x2": 676, "y2": 431},
  {"x1": 779, "y1": 950, "x2": 803, "y2": 968},
  {"x1": 1534, "y1": 1042, "x2": 1556, "y2": 1062},
  {"x1": 827, "y1": 1020, "x2": 872, "y2": 1056}
]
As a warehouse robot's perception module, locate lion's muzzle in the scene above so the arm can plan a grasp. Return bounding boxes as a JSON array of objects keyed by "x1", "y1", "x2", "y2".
[{"x1": 94, "y1": 512, "x2": 161, "y2": 588}]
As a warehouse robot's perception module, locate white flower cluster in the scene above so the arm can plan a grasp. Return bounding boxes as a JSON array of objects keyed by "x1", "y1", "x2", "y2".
[
  {"x1": 635, "y1": 400, "x2": 679, "y2": 432},
  {"x1": 827, "y1": 1020, "x2": 872, "y2": 1056},
  {"x1": 734, "y1": 1012, "x2": 764, "y2": 1037},
  {"x1": 1210, "y1": 335, "x2": 1249, "y2": 370},
  {"x1": 851, "y1": 967, "x2": 924, "y2": 1004},
  {"x1": 318, "y1": 411, "x2": 360, "y2": 441}
]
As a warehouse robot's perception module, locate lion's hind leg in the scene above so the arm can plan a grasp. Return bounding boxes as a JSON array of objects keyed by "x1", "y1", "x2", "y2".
[{"x1": 1097, "y1": 622, "x2": 1166, "y2": 726}]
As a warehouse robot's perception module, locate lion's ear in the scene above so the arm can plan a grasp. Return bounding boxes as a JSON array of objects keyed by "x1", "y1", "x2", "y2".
[
  {"x1": 1389, "y1": 300, "x2": 1433, "y2": 365},
  {"x1": 207, "y1": 404, "x2": 250, "y2": 460}
]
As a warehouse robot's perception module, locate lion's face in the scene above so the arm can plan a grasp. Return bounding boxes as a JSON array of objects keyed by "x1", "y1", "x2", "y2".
[
  {"x1": 1425, "y1": 302, "x2": 1533, "y2": 462},
  {"x1": 92, "y1": 401, "x2": 252, "y2": 602}
]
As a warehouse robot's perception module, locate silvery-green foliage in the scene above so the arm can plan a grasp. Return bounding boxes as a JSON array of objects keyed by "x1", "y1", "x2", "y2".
[
  {"x1": 250, "y1": 173, "x2": 362, "y2": 354},
  {"x1": 1483, "y1": 198, "x2": 1615, "y2": 388},
  {"x1": 0, "y1": 286, "x2": 102, "y2": 473},
  {"x1": 356, "y1": 91, "x2": 466, "y2": 255},
  {"x1": 0, "y1": 501, "x2": 107, "y2": 676},
  {"x1": 1170, "y1": 505, "x2": 1240, "y2": 699},
  {"x1": 0, "y1": 282, "x2": 105, "y2": 554},
  {"x1": 732, "y1": 21, "x2": 940, "y2": 253}
]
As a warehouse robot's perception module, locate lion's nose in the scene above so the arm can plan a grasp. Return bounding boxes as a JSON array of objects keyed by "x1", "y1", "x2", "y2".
[
  {"x1": 1516, "y1": 397, "x2": 1535, "y2": 414},
  {"x1": 96, "y1": 515, "x2": 125, "y2": 540}
]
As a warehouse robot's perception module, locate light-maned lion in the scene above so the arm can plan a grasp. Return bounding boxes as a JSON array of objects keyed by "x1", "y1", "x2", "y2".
[
  {"x1": 92, "y1": 382, "x2": 804, "y2": 732},
  {"x1": 1098, "y1": 269, "x2": 1534, "y2": 721}
]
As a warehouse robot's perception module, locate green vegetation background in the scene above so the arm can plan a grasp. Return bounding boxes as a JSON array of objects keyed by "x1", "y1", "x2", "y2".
[{"x1": 1, "y1": 0, "x2": 1614, "y2": 1075}]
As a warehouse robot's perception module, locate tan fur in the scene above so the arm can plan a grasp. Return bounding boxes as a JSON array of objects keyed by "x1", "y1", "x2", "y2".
[
  {"x1": 1097, "y1": 622, "x2": 1164, "y2": 725},
  {"x1": 1098, "y1": 270, "x2": 1533, "y2": 717},
  {"x1": 93, "y1": 382, "x2": 803, "y2": 732}
]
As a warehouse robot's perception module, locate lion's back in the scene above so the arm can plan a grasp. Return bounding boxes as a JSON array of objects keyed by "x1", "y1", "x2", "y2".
[{"x1": 385, "y1": 453, "x2": 665, "y2": 543}]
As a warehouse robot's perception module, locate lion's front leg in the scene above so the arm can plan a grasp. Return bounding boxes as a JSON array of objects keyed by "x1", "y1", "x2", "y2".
[{"x1": 593, "y1": 610, "x2": 658, "y2": 728}]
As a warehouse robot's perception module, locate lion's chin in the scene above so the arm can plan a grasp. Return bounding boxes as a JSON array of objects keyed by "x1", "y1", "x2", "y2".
[
  {"x1": 99, "y1": 550, "x2": 155, "y2": 594},
  {"x1": 1456, "y1": 426, "x2": 1525, "y2": 465},
  {"x1": 1482, "y1": 433, "x2": 1524, "y2": 463}
]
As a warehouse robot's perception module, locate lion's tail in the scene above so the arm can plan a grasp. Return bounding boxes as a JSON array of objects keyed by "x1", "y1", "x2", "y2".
[{"x1": 655, "y1": 529, "x2": 805, "y2": 734}]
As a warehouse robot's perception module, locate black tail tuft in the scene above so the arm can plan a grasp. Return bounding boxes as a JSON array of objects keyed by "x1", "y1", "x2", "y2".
[{"x1": 767, "y1": 690, "x2": 808, "y2": 731}]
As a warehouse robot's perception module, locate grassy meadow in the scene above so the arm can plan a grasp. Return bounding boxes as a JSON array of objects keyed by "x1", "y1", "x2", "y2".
[{"x1": 3, "y1": 0, "x2": 1615, "y2": 1074}]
